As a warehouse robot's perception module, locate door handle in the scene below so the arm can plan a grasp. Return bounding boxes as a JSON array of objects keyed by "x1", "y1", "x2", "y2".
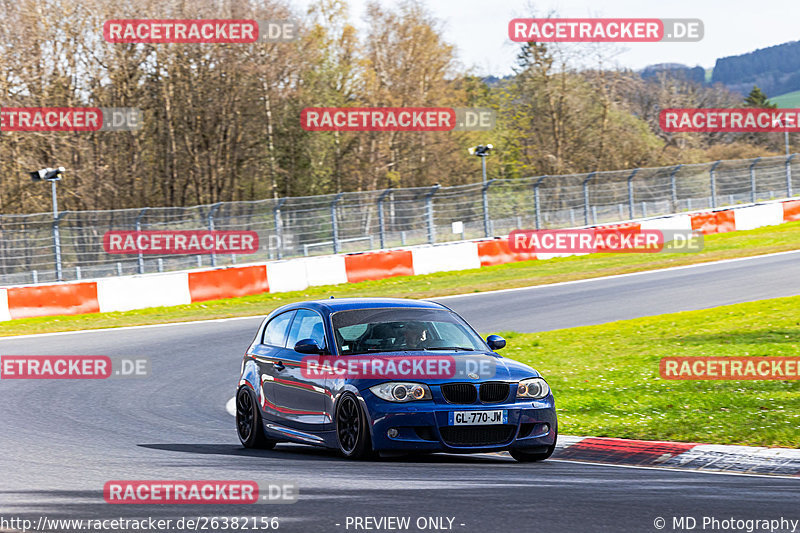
[{"x1": 273, "y1": 361, "x2": 285, "y2": 371}]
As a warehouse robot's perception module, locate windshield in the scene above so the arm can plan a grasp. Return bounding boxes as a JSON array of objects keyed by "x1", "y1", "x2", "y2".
[{"x1": 331, "y1": 307, "x2": 487, "y2": 355}]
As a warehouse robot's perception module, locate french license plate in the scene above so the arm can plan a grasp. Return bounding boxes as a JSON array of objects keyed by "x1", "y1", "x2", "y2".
[{"x1": 449, "y1": 410, "x2": 507, "y2": 425}]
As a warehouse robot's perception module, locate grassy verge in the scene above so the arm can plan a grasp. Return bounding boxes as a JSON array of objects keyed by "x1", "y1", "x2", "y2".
[
  {"x1": 501, "y1": 296, "x2": 800, "y2": 447},
  {"x1": 4, "y1": 221, "x2": 800, "y2": 336}
]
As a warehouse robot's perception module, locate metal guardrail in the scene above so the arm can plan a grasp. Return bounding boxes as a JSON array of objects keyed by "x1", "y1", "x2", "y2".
[
  {"x1": 303, "y1": 236, "x2": 374, "y2": 257},
  {"x1": 1, "y1": 154, "x2": 798, "y2": 286}
]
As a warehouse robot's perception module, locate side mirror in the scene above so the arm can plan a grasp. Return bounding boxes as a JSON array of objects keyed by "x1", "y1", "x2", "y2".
[
  {"x1": 294, "y1": 338, "x2": 324, "y2": 355},
  {"x1": 486, "y1": 335, "x2": 506, "y2": 350}
]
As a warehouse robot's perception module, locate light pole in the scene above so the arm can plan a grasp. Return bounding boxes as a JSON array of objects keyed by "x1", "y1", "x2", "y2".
[
  {"x1": 469, "y1": 144, "x2": 493, "y2": 183},
  {"x1": 30, "y1": 167, "x2": 64, "y2": 218},
  {"x1": 30, "y1": 167, "x2": 65, "y2": 281}
]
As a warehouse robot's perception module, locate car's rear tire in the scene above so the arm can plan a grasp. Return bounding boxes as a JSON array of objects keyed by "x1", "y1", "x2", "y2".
[
  {"x1": 510, "y1": 432, "x2": 557, "y2": 463},
  {"x1": 335, "y1": 393, "x2": 374, "y2": 459},
  {"x1": 236, "y1": 386, "x2": 276, "y2": 450}
]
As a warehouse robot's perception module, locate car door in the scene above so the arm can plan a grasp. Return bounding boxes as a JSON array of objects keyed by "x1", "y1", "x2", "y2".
[
  {"x1": 249, "y1": 310, "x2": 295, "y2": 423},
  {"x1": 272, "y1": 308, "x2": 331, "y2": 430}
]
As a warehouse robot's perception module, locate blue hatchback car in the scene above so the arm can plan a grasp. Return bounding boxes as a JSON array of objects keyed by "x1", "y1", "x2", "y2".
[{"x1": 236, "y1": 297, "x2": 557, "y2": 461}]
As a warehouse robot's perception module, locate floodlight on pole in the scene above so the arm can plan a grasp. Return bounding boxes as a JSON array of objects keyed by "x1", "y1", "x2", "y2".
[
  {"x1": 468, "y1": 144, "x2": 493, "y2": 183},
  {"x1": 29, "y1": 167, "x2": 65, "y2": 281},
  {"x1": 30, "y1": 167, "x2": 65, "y2": 219}
]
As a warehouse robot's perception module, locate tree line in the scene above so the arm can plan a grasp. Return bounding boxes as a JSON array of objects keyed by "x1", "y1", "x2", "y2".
[
  {"x1": 712, "y1": 40, "x2": 800, "y2": 97},
  {"x1": 0, "y1": 0, "x2": 788, "y2": 215}
]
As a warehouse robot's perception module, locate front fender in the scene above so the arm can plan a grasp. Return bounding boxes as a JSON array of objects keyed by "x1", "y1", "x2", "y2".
[{"x1": 330, "y1": 382, "x2": 375, "y2": 439}]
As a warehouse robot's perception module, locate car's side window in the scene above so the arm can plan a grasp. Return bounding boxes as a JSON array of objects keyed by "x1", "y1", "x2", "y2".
[
  {"x1": 262, "y1": 310, "x2": 296, "y2": 347},
  {"x1": 286, "y1": 309, "x2": 326, "y2": 350}
]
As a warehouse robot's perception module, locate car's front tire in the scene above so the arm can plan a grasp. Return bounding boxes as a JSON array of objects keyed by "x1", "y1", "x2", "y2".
[
  {"x1": 335, "y1": 393, "x2": 373, "y2": 459},
  {"x1": 510, "y1": 432, "x2": 557, "y2": 463},
  {"x1": 236, "y1": 386, "x2": 276, "y2": 450}
]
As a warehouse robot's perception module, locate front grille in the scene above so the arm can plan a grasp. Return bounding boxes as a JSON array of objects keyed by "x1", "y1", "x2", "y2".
[
  {"x1": 440, "y1": 424, "x2": 516, "y2": 447},
  {"x1": 479, "y1": 382, "x2": 510, "y2": 403},
  {"x1": 441, "y1": 383, "x2": 477, "y2": 404}
]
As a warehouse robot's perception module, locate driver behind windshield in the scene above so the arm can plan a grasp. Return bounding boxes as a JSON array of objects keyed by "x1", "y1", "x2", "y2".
[{"x1": 399, "y1": 322, "x2": 428, "y2": 350}]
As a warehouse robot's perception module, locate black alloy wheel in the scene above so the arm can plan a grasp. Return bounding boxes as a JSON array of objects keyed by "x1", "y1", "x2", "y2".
[
  {"x1": 236, "y1": 386, "x2": 276, "y2": 449},
  {"x1": 335, "y1": 393, "x2": 373, "y2": 459}
]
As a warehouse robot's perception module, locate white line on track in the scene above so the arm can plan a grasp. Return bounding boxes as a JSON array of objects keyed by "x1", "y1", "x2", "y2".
[
  {"x1": 1, "y1": 249, "x2": 798, "y2": 341},
  {"x1": 433, "y1": 249, "x2": 800, "y2": 300},
  {"x1": 546, "y1": 459, "x2": 800, "y2": 480},
  {"x1": 222, "y1": 395, "x2": 800, "y2": 481},
  {"x1": 0, "y1": 313, "x2": 263, "y2": 341},
  {"x1": 220, "y1": 399, "x2": 800, "y2": 480}
]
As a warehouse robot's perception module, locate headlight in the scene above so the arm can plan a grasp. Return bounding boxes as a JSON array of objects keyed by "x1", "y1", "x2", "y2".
[
  {"x1": 517, "y1": 377, "x2": 550, "y2": 399},
  {"x1": 369, "y1": 382, "x2": 432, "y2": 402}
]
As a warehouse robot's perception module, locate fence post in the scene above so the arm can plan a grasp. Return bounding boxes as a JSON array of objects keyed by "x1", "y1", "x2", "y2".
[
  {"x1": 785, "y1": 154, "x2": 796, "y2": 198},
  {"x1": 272, "y1": 198, "x2": 287, "y2": 260},
  {"x1": 424, "y1": 185, "x2": 440, "y2": 244},
  {"x1": 709, "y1": 160, "x2": 722, "y2": 208},
  {"x1": 582, "y1": 171, "x2": 597, "y2": 226},
  {"x1": 482, "y1": 179, "x2": 496, "y2": 238},
  {"x1": 377, "y1": 188, "x2": 393, "y2": 249},
  {"x1": 533, "y1": 176, "x2": 548, "y2": 230},
  {"x1": 669, "y1": 164, "x2": 682, "y2": 212},
  {"x1": 749, "y1": 157, "x2": 761, "y2": 203},
  {"x1": 626, "y1": 169, "x2": 639, "y2": 219},
  {"x1": 135, "y1": 207, "x2": 149, "y2": 274},
  {"x1": 331, "y1": 193, "x2": 344, "y2": 253},
  {"x1": 207, "y1": 203, "x2": 222, "y2": 267},
  {"x1": 52, "y1": 212, "x2": 66, "y2": 282}
]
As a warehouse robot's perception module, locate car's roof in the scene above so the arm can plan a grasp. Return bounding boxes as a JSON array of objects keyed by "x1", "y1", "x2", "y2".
[{"x1": 276, "y1": 297, "x2": 447, "y2": 315}]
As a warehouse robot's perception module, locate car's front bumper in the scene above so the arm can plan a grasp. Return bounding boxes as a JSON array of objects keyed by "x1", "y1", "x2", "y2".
[{"x1": 362, "y1": 391, "x2": 557, "y2": 453}]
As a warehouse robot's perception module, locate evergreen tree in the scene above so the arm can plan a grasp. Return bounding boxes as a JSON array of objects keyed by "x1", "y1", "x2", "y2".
[{"x1": 743, "y1": 86, "x2": 777, "y2": 109}]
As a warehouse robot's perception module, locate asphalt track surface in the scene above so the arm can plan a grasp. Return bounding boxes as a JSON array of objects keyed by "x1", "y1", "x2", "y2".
[{"x1": 1, "y1": 252, "x2": 799, "y2": 533}]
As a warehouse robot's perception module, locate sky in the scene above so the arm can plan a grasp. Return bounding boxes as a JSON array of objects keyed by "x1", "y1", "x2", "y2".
[{"x1": 293, "y1": 0, "x2": 800, "y2": 76}]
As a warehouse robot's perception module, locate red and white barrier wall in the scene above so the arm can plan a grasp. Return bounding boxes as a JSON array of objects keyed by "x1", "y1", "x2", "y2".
[{"x1": 1, "y1": 198, "x2": 798, "y2": 321}]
